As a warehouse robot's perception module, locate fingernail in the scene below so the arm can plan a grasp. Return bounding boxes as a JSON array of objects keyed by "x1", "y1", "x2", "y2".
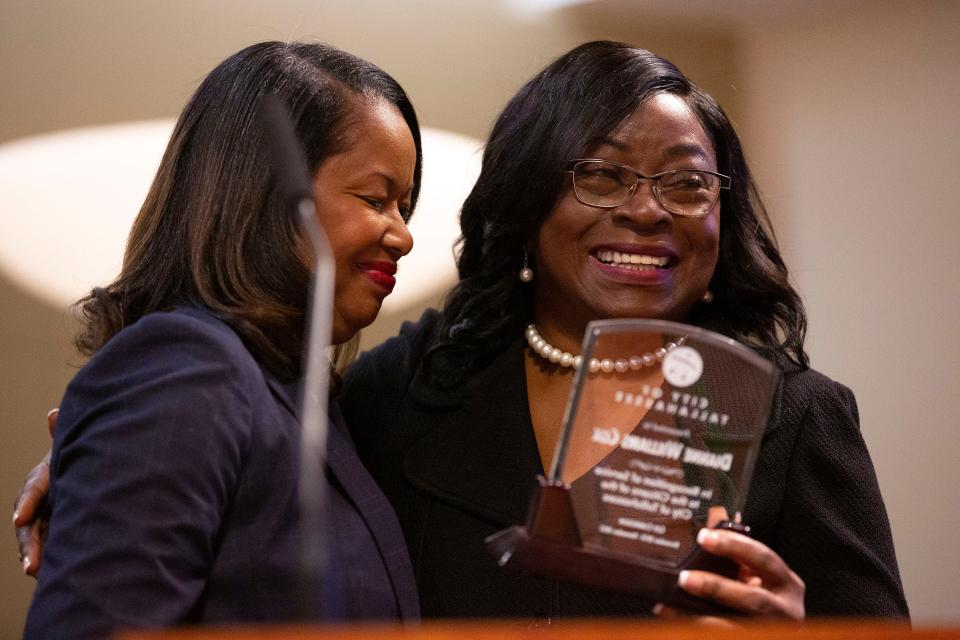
[
  {"x1": 23, "y1": 557, "x2": 31, "y2": 574},
  {"x1": 652, "y1": 603, "x2": 664, "y2": 616},
  {"x1": 12, "y1": 509, "x2": 19, "y2": 524},
  {"x1": 697, "y1": 528, "x2": 718, "y2": 545},
  {"x1": 678, "y1": 570, "x2": 690, "y2": 588},
  {"x1": 47, "y1": 408, "x2": 58, "y2": 418}
]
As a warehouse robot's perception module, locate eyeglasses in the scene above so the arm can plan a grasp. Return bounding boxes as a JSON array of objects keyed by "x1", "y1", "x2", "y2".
[{"x1": 565, "y1": 159, "x2": 731, "y2": 217}]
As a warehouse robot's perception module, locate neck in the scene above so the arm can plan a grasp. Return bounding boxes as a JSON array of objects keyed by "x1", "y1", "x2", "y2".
[{"x1": 530, "y1": 312, "x2": 587, "y2": 358}]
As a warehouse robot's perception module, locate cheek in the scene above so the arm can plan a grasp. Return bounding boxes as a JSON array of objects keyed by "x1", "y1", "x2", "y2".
[
  {"x1": 311, "y1": 197, "x2": 350, "y2": 260},
  {"x1": 706, "y1": 221, "x2": 721, "y2": 259},
  {"x1": 680, "y1": 214, "x2": 720, "y2": 289},
  {"x1": 324, "y1": 212, "x2": 374, "y2": 266},
  {"x1": 323, "y1": 226, "x2": 352, "y2": 276},
  {"x1": 700, "y1": 217, "x2": 721, "y2": 283},
  {"x1": 696, "y1": 212, "x2": 721, "y2": 257},
  {"x1": 535, "y1": 200, "x2": 582, "y2": 264}
]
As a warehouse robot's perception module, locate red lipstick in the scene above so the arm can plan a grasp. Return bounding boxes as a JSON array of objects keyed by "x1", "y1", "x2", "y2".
[{"x1": 359, "y1": 260, "x2": 398, "y2": 293}]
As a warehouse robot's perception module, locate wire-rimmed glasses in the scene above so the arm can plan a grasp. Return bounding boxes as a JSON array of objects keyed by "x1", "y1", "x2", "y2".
[{"x1": 565, "y1": 159, "x2": 731, "y2": 218}]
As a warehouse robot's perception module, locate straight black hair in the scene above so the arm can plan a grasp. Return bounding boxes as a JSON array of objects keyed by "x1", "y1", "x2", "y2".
[{"x1": 75, "y1": 41, "x2": 422, "y2": 381}]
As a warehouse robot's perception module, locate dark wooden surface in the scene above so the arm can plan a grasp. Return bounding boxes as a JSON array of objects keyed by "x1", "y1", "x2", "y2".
[{"x1": 118, "y1": 619, "x2": 957, "y2": 640}]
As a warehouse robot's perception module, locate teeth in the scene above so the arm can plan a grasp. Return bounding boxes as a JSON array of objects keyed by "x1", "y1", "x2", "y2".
[{"x1": 596, "y1": 250, "x2": 669, "y2": 268}]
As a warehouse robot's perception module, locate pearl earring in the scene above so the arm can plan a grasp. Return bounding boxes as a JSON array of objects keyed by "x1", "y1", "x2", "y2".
[
  {"x1": 701, "y1": 290, "x2": 714, "y2": 304},
  {"x1": 519, "y1": 250, "x2": 534, "y2": 283}
]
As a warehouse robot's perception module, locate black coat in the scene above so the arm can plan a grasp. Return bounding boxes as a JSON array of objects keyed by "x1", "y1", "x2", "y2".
[{"x1": 342, "y1": 309, "x2": 909, "y2": 620}]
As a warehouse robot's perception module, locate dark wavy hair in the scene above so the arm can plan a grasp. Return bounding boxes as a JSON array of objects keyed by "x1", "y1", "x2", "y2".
[
  {"x1": 75, "y1": 41, "x2": 422, "y2": 381},
  {"x1": 430, "y1": 40, "x2": 806, "y2": 385}
]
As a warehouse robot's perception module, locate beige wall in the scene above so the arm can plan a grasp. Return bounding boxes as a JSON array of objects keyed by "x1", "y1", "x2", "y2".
[
  {"x1": 1, "y1": 0, "x2": 957, "y2": 634},
  {"x1": 739, "y1": 1, "x2": 960, "y2": 621}
]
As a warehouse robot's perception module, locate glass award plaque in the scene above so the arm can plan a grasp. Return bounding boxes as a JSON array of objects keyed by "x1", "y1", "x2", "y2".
[{"x1": 486, "y1": 319, "x2": 780, "y2": 614}]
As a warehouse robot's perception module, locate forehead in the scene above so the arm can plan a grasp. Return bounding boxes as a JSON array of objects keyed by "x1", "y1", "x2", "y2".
[
  {"x1": 347, "y1": 98, "x2": 413, "y2": 155},
  {"x1": 325, "y1": 97, "x2": 417, "y2": 186},
  {"x1": 600, "y1": 93, "x2": 715, "y2": 167}
]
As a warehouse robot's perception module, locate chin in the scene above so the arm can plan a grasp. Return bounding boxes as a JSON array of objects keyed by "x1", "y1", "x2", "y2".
[
  {"x1": 599, "y1": 301, "x2": 692, "y2": 323},
  {"x1": 331, "y1": 318, "x2": 366, "y2": 345},
  {"x1": 332, "y1": 297, "x2": 383, "y2": 341}
]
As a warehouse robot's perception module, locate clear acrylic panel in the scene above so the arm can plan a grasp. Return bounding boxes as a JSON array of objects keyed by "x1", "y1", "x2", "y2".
[{"x1": 551, "y1": 319, "x2": 779, "y2": 571}]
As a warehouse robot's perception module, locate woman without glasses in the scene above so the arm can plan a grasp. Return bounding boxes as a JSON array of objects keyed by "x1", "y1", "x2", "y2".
[
  {"x1": 21, "y1": 41, "x2": 422, "y2": 637},
  {"x1": 16, "y1": 40, "x2": 908, "y2": 623}
]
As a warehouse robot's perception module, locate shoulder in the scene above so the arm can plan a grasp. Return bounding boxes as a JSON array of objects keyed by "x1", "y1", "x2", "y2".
[
  {"x1": 94, "y1": 306, "x2": 254, "y2": 364},
  {"x1": 340, "y1": 308, "x2": 443, "y2": 444},
  {"x1": 77, "y1": 306, "x2": 261, "y2": 390},
  {"x1": 49, "y1": 308, "x2": 272, "y2": 519},
  {"x1": 757, "y1": 365, "x2": 909, "y2": 617},
  {"x1": 344, "y1": 308, "x2": 442, "y2": 396},
  {"x1": 355, "y1": 308, "x2": 442, "y2": 370},
  {"x1": 34, "y1": 313, "x2": 277, "y2": 636},
  {"x1": 764, "y1": 363, "x2": 878, "y2": 499},
  {"x1": 753, "y1": 363, "x2": 864, "y2": 495},
  {"x1": 781, "y1": 364, "x2": 853, "y2": 400},
  {"x1": 59, "y1": 306, "x2": 267, "y2": 454},
  {"x1": 775, "y1": 364, "x2": 859, "y2": 435}
]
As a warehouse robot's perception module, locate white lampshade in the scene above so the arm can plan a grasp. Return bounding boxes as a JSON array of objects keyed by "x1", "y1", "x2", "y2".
[{"x1": 0, "y1": 121, "x2": 481, "y2": 312}]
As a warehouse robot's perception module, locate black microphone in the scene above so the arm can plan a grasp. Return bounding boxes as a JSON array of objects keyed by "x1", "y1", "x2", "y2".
[
  {"x1": 257, "y1": 94, "x2": 314, "y2": 219},
  {"x1": 257, "y1": 93, "x2": 334, "y2": 620}
]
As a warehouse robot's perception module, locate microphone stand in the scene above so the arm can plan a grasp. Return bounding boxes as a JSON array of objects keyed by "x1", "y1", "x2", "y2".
[{"x1": 258, "y1": 95, "x2": 334, "y2": 619}]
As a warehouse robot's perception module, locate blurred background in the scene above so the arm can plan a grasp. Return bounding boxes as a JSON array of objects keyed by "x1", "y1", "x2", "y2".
[{"x1": 1, "y1": 0, "x2": 958, "y2": 635}]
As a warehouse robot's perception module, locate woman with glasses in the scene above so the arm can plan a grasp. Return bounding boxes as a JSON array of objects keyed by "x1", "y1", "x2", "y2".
[{"x1": 340, "y1": 41, "x2": 908, "y2": 619}]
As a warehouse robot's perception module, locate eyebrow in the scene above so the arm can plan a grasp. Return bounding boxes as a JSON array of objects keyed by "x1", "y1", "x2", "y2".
[
  {"x1": 365, "y1": 170, "x2": 414, "y2": 194},
  {"x1": 596, "y1": 138, "x2": 711, "y2": 162}
]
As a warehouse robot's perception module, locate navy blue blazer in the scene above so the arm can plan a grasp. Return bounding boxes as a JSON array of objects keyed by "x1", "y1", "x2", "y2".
[{"x1": 25, "y1": 307, "x2": 418, "y2": 639}]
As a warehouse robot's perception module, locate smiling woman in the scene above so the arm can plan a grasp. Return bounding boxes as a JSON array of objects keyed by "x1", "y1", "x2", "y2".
[
  {"x1": 0, "y1": 121, "x2": 475, "y2": 314},
  {"x1": 535, "y1": 93, "x2": 722, "y2": 338},
  {"x1": 13, "y1": 38, "x2": 911, "y2": 628},
  {"x1": 311, "y1": 98, "x2": 416, "y2": 343},
  {"x1": 21, "y1": 41, "x2": 425, "y2": 638},
  {"x1": 339, "y1": 40, "x2": 909, "y2": 620}
]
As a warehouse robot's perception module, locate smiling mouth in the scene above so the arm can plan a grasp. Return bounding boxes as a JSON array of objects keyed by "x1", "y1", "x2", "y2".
[
  {"x1": 594, "y1": 249, "x2": 672, "y2": 271},
  {"x1": 359, "y1": 261, "x2": 398, "y2": 294}
]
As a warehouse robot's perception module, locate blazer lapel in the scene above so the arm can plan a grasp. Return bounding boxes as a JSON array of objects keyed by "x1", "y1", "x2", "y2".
[
  {"x1": 402, "y1": 339, "x2": 544, "y2": 527},
  {"x1": 262, "y1": 374, "x2": 300, "y2": 418},
  {"x1": 325, "y1": 401, "x2": 420, "y2": 621},
  {"x1": 263, "y1": 374, "x2": 420, "y2": 621}
]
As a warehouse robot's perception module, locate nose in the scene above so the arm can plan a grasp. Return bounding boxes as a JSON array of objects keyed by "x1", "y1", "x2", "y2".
[
  {"x1": 612, "y1": 180, "x2": 672, "y2": 228},
  {"x1": 383, "y1": 214, "x2": 414, "y2": 259}
]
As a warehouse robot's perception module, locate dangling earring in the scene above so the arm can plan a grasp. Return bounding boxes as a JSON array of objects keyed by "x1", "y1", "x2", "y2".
[
  {"x1": 519, "y1": 249, "x2": 534, "y2": 283},
  {"x1": 701, "y1": 290, "x2": 714, "y2": 304}
]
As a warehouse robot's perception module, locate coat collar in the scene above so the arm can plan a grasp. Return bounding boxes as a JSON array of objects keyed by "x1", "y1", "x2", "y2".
[
  {"x1": 400, "y1": 333, "x2": 786, "y2": 531},
  {"x1": 325, "y1": 401, "x2": 420, "y2": 621},
  {"x1": 402, "y1": 338, "x2": 544, "y2": 528},
  {"x1": 264, "y1": 370, "x2": 421, "y2": 621},
  {"x1": 175, "y1": 304, "x2": 419, "y2": 619}
]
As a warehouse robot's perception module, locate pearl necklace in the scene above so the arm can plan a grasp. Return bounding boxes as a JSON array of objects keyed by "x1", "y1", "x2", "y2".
[{"x1": 525, "y1": 323, "x2": 685, "y2": 373}]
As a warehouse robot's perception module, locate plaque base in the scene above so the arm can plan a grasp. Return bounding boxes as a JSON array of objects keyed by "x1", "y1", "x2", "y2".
[{"x1": 485, "y1": 476, "x2": 746, "y2": 616}]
